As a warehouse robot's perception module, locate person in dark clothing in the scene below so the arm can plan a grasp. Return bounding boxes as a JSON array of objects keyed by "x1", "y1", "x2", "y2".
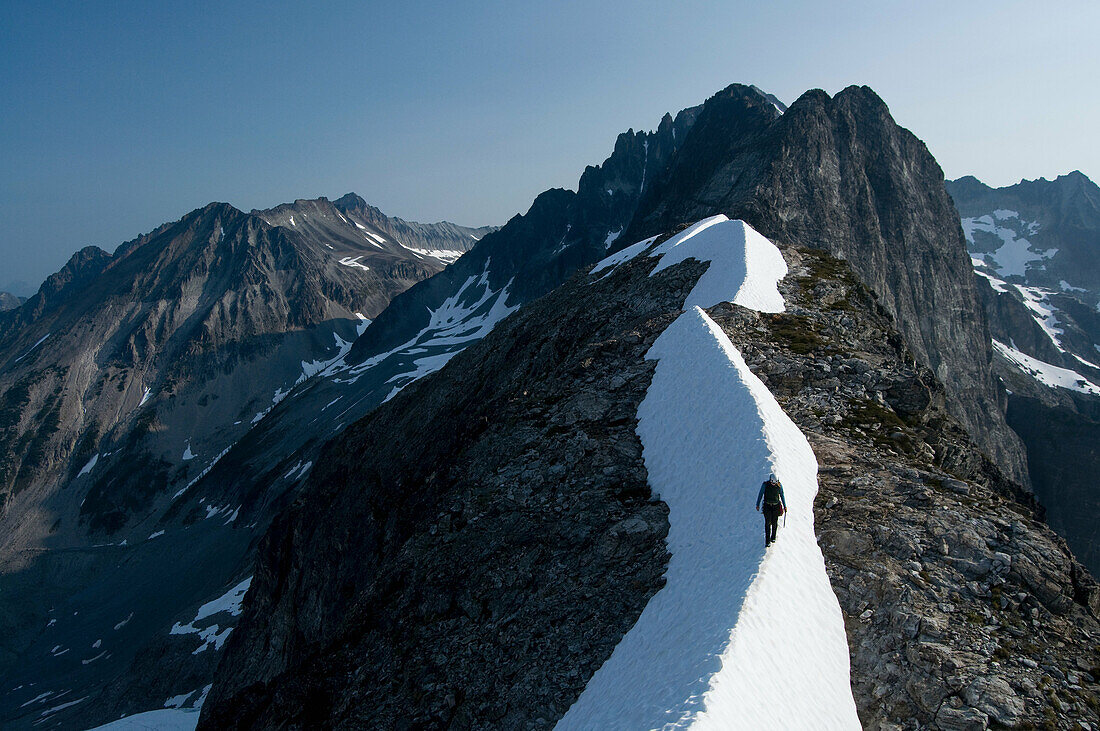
[{"x1": 756, "y1": 473, "x2": 787, "y2": 547}]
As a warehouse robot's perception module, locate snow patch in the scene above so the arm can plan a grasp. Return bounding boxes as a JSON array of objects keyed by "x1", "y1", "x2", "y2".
[
  {"x1": 13, "y1": 333, "x2": 50, "y2": 363},
  {"x1": 114, "y1": 612, "x2": 134, "y2": 630},
  {"x1": 402, "y1": 247, "x2": 464, "y2": 263},
  {"x1": 84, "y1": 702, "x2": 205, "y2": 730},
  {"x1": 139, "y1": 387, "x2": 153, "y2": 406},
  {"x1": 147, "y1": 530, "x2": 164, "y2": 540},
  {"x1": 338, "y1": 256, "x2": 371, "y2": 272},
  {"x1": 297, "y1": 326, "x2": 365, "y2": 386},
  {"x1": 288, "y1": 216, "x2": 296, "y2": 226},
  {"x1": 974, "y1": 269, "x2": 1010, "y2": 294},
  {"x1": 961, "y1": 214, "x2": 1055, "y2": 278},
  {"x1": 1015, "y1": 284, "x2": 1065, "y2": 349},
  {"x1": 38, "y1": 695, "x2": 87, "y2": 720},
  {"x1": 77, "y1": 454, "x2": 99, "y2": 477},
  {"x1": 21, "y1": 691, "x2": 54, "y2": 707},
  {"x1": 604, "y1": 228, "x2": 622, "y2": 250},
  {"x1": 1060, "y1": 280, "x2": 1088, "y2": 293},
  {"x1": 181, "y1": 442, "x2": 196, "y2": 461},
  {"x1": 362, "y1": 268, "x2": 519, "y2": 400},
  {"x1": 172, "y1": 444, "x2": 233, "y2": 500},
  {"x1": 169, "y1": 578, "x2": 252, "y2": 654},
  {"x1": 1072, "y1": 353, "x2": 1100, "y2": 370},
  {"x1": 993, "y1": 340, "x2": 1100, "y2": 395}
]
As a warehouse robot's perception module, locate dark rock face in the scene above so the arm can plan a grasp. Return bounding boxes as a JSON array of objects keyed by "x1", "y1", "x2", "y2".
[
  {"x1": 203, "y1": 243, "x2": 1100, "y2": 729},
  {"x1": 1007, "y1": 393, "x2": 1100, "y2": 576},
  {"x1": 201, "y1": 250, "x2": 706, "y2": 729},
  {"x1": 624, "y1": 84, "x2": 1027, "y2": 486}
]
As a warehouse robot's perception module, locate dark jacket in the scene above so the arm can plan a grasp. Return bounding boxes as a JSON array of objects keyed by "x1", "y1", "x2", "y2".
[{"x1": 756, "y1": 479, "x2": 787, "y2": 511}]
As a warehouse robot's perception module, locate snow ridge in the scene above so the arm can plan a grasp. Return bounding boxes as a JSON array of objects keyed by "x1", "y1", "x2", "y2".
[{"x1": 560, "y1": 217, "x2": 858, "y2": 728}]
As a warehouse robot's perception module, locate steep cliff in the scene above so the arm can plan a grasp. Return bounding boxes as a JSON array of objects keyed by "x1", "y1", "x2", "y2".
[
  {"x1": 624, "y1": 84, "x2": 1027, "y2": 485},
  {"x1": 948, "y1": 173, "x2": 1100, "y2": 576}
]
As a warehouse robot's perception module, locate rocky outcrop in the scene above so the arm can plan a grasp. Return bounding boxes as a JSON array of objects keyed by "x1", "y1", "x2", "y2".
[
  {"x1": 345, "y1": 105, "x2": 701, "y2": 362},
  {"x1": 0, "y1": 292, "x2": 24, "y2": 312},
  {"x1": 624, "y1": 84, "x2": 1027, "y2": 486},
  {"x1": 203, "y1": 239, "x2": 1100, "y2": 729}
]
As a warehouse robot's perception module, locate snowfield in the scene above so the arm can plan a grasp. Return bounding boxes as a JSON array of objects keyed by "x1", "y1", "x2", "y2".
[
  {"x1": 993, "y1": 340, "x2": 1100, "y2": 395},
  {"x1": 559, "y1": 217, "x2": 859, "y2": 728},
  {"x1": 962, "y1": 213, "x2": 1052, "y2": 278}
]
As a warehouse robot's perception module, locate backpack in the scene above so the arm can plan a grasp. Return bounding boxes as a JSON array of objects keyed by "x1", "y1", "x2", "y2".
[{"x1": 763, "y1": 479, "x2": 782, "y2": 506}]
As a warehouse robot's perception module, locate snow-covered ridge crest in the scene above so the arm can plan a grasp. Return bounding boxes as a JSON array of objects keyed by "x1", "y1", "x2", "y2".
[
  {"x1": 593, "y1": 215, "x2": 787, "y2": 312},
  {"x1": 561, "y1": 219, "x2": 858, "y2": 727}
]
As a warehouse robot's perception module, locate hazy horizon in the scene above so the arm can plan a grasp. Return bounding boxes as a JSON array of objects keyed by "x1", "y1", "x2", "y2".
[{"x1": 3, "y1": 0, "x2": 1097, "y2": 295}]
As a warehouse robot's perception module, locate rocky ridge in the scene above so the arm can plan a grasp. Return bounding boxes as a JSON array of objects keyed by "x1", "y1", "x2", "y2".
[
  {"x1": 0, "y1": 293, "x2": 23, "y2": 311},
  {"x1": 203, "y1": 231, "x2": 1100, "y2": 729}
]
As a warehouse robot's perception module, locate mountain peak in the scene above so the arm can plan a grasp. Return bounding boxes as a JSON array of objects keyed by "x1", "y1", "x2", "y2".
[{"x1": 334, "y1": 192, "x2": 368, "y2": 210}]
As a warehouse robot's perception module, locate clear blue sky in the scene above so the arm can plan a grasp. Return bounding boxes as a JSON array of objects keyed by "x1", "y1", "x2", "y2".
[{"x1": 2, "y1": 0, "x2": 1096, "y2": 294}]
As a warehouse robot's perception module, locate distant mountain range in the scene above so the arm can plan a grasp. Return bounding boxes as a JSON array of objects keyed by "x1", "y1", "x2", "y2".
[
  {"x1": 947, "y1": 172, "x2": 1100, "y2": 576},
  {"x1": 0, "y1": 197, "x2": 489, "y2": 727}
]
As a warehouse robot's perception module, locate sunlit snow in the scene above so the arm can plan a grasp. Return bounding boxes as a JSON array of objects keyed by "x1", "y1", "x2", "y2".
[
  {"x1": 13, "y1": 333, "x2": 50, "y2": 363},
  {"x1": 77, "y1": 454, "x2": 99, "y2": 477},
  {"x1": 403, "y1": 247, "x2": 465, "y2": 263},
  {"x1": 993, "y1": 340, "x2": 1100, "y2": 395},
  {"x1": 338, "y1": 256, "x2": 371, "y2": 272},
  {"x1": 962, "y1": 214, "x2": 1054, "y2": 278},
  {"x1": 562, "y1": 218, "x2": 858, "y2": 728}
]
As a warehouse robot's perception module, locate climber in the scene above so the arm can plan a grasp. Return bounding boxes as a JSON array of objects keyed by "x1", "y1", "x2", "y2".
[{"x1": 756, "y1": 472, "x2": 787, "y2": 547}]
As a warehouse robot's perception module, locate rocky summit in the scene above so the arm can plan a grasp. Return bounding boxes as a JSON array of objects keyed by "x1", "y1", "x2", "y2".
[{"x1": 3, "y1": 82, "x2": 1099, "y2": 731}]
